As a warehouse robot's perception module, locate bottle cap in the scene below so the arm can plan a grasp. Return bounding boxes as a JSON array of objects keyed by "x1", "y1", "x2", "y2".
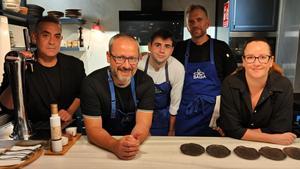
[{"x1": 50, "y1": 104, "x2": 58, "y2": 114}]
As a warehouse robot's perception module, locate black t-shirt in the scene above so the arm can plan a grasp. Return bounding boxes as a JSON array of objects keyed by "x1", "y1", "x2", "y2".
[
  {"x1": 35, "y1": 62, "x2": 60, "y2": 103},
  {"x1": 80, "y1": 66, "x2": 155, "y2": 135},
  {"x1": 0, "y1": 53, "x2": 86, "y2": 132},
  {"x1": 172, "y1": 37, "x2": 237, "y2": 82}
]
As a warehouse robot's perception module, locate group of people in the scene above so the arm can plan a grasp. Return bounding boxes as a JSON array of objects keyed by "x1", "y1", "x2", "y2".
[{"x1": 0, "y1": 4, "x2": 296, "y2": 160}]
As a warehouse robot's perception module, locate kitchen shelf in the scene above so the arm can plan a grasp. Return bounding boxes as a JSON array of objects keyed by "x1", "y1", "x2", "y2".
[
  {"x1": 0, "y1": 9, "x2": 27, "y2": 26},
  {"x1": 11, "y1": 47, "x2": 26, "y2": 51},
  {"x1": 60, "y1": 47, "x2": 86, "y2": 52},
  {"x1": 59, "y1": 18, "x2": 85, "y2": 25}
]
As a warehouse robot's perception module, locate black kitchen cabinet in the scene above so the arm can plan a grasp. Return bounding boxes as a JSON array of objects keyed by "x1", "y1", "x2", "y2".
[{"x1": 230, "y1": 0, "x2": 279, "y2": 32}]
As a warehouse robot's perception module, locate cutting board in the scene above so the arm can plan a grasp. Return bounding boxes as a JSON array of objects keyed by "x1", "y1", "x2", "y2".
[{"x1": 45, "y1": 134, "x2": 81, "y2": 155}]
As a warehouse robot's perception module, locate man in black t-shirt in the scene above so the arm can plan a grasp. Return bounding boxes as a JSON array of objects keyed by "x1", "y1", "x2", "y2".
[
  {"x1": 0, "y1": 16, "x2": 85, "y2": 134},
  {"x1": 172, "y1": 4, "x2": 237, "y2": 136},
  {"x1": 81, "y1": 34, "x2": 154, "y2": 160}
]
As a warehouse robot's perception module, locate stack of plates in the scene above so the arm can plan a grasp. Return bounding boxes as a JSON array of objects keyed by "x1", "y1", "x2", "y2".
[
  {"x1": 27, "y1": 4, "x2": 44, "y2": 18},
  {"x1": 47, "y1": 11, "x2": 64, "y2": 18},
  {"x1": 65, "y1": 9, "x2": 82, "y2": 18}
]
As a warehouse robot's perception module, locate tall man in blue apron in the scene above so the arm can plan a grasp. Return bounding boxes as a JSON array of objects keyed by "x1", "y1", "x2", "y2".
[
  {"x1": 172, "y1": 4, "x2": 237, "y2": 136},
  {"x1": 138, "y1": 29, "x2": 185, "y2": 136},
  {"x1": 81, "y1": 34, "x2": 155, "y2": 160}
]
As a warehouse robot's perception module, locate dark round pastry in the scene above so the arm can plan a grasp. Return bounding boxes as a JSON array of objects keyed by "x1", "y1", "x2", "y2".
[
  {"x1": 283, "y1": 147, "x2": 300, "y2": 160},
  {"x1": 206, "y1": 144, "x2": 231, "y2": 158},
  {"x1": 234, "y1": 146, "x2": 260, "y2": 160},
  {"x1": 180, "y1": 143, "x2": 205, "y2": 156},
  {"x1": 259, "y1": 146, "x2": 287, "y2": 161}
]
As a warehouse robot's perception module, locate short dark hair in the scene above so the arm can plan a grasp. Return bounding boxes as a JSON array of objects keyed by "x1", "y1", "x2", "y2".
[
  {"x1": 150, "y1": 29, "x2": 175, "y2": 46},
  {"x1": 35, "y1": 15, "x2": 61, "y2": 33},
  {"x1": 185, "y1": 4, "x2": 208, "y2": 17},
  {"x1": 242, "y1": 37, "x2": 273, "y2": 56}
]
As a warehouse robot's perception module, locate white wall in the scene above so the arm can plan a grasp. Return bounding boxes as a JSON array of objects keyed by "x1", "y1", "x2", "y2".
[
  {"x1": 28, "y1": 0, "x2": 216, "y2": 74},
  {"x1": 0, "y1": 16, "x2": 11, "y2": 84}
]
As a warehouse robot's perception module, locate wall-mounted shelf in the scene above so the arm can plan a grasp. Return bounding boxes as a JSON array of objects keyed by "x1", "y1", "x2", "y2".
[
  {"x1": 60, "y1": 47, "x2": 86, "y2": 52},
  {"x1": 0, "y1": 9, "x2": 27, "y2": 26},
  {"x1": 59, "y1": 18, "x2": 85, "y2": 25}
]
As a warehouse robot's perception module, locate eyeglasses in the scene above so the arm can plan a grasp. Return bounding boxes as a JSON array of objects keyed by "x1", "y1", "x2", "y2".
[
  {"x1": 110, "y1": 53, "x2": 139, "y2": 65},
  {"x1": 243, "y1": 55, "x2": 271, "y2": 64}
]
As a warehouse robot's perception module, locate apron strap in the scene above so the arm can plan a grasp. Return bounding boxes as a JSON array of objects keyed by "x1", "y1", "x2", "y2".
[
  {"x1": 145, "y1": 54, "x2": 170, "y2": 82},
  {"x1": 209, "y1": 38, "x2": 215, "y2": 65},
  {"x1": 144, "y1": 54, "x2": 150, "y2": 73},
  {"x1": 184, "y1": 40, "x2": 191, "y2": 69},
  {"x1": 165, "y1": 61, "x2": 169, "y2": 82},
  {"x1": 130, "y1": 77, "x2": 137, "y2": 107},
  {"x1": 184, "y1": 38, "x2": 215, "y2": 66},
  {"x1": 107, "y1": 69, "x2": 137, "y2": 119},
  {"x1": 107, "y1": 69, "x2": 117, "y2": 118}
]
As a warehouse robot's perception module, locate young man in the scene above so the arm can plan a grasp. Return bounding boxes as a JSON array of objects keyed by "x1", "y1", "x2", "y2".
[
  {"x1": 81, "y1": 34, "x2": 155, "y2": 160},
  {"x1": 172, "y1": 4, "x2": 237, "y2": 136},
  {"x1": 0, "y1": 16, "x2": 85, "y2": 133},
  {"x1": 138, "y1": 29, "x2": 184, "y2": 136}
]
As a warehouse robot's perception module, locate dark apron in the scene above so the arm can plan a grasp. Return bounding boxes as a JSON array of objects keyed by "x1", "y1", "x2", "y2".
[
  {"x1": 175, "y1": 39, "x2": 221, "y2": 136},
  {"x1": 144, "y1": 56, "x2": 172, "y2": 136},
  {"x1": 107, "y1": 69, "x2": 137, "y2": 135}
]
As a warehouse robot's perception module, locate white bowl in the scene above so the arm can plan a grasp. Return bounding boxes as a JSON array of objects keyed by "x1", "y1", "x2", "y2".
[
  {"x1": 62, "y1": 136, "x2": 69, "y2": 146},
  {"x1": 65, "y1": 127, "x2": 77, "y2": 137}
]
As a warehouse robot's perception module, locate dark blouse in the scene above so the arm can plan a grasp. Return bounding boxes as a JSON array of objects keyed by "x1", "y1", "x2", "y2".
[{"x1": 218, "y1": 69, "x2": 294, "y2": 139}]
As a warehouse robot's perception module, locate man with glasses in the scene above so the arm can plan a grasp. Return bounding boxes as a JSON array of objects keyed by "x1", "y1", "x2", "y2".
[
  {"x1": 218, "y1": 38, "x2": 296, "y2": 145},
  {"x1": 81, "y1": 34, "x2": 155, "y2": 160},
  {"x1": 138, "y1": 29, "x2": 184, "y2": 136}
]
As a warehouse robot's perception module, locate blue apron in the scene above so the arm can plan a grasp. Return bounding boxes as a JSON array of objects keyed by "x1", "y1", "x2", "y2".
[
  {"x1": 144, "y1": 56, "x2": 172, "y2": 136},
  {"x1": 175, "y1": 39, "x2": 221, "y2": 136},
  {"x1": 107, "y1": 69, "x2": 137, "y2": 135}
]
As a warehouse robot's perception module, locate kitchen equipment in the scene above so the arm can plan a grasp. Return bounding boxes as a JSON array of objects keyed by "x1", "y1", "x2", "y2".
[
  {"x1": 2, "y1": 2, "x2": 20, "y2": 12},
  {"x1": 4, "y1": 51, "x2": 32, "y2": 140},
  {"x1": 2, "y1": 0, "x2": 20, "y2": 12}
]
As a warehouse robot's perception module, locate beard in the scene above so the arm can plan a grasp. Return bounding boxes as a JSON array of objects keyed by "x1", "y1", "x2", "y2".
[
  {"x1": 111, "y1": 67, "x2": 134, "y2": 87},
  {"x1": 116, "y1": 75, "x2": 131, "y2": 85},
  {"x1": 190, "y1": 28, "x2": 206, "y2": 39}
]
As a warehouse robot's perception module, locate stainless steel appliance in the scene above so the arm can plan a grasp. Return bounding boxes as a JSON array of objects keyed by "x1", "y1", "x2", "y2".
[{"x1": 5, "y1": 51, "x2": 32, "y2": 140}]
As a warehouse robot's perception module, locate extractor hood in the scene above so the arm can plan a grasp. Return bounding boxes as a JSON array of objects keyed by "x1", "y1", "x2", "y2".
[{"x1": 119, "y1": 0, "x2": 184, "y2": 45}]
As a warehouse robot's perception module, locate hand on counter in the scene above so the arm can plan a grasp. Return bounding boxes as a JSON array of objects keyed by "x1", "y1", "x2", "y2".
[
  {"x1": 113, "y1": 135, "x2": 140, "y2": 160},
  {"x1": 269, "y1": 132, "x2": 297, "y2": 145},
  {"x1": 58, "y1": 109, "x2": 72, "y2": 122}
]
